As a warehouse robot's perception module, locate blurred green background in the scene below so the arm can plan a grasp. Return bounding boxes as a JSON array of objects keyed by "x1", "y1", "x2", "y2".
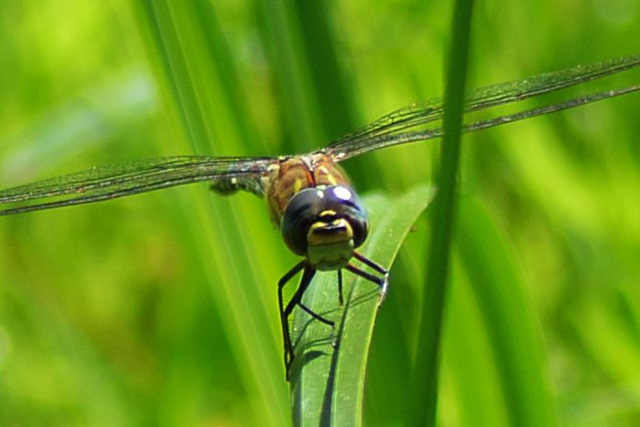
[{"x1": 1, "y1": 0, "x2": 639, "y2": 425}]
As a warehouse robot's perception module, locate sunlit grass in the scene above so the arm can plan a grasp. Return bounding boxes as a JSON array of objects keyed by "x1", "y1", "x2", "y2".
[{"x1": 1, "y1": 0, "x2": 640, "y2": 425}]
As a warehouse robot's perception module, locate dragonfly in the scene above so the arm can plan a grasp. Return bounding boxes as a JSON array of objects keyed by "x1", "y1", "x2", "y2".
[{"x1": 1, "y1": 54, "x2": 639, "y2": 378}]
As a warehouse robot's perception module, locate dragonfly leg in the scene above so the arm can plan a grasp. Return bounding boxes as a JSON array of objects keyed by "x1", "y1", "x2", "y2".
[
  {"x1": 299, "y1": 301, "x2": 337, "y2": 350},
  {"x1": 353, "y1": 251, "x2": 388, "y2": 275},
  {"x1": 345, "y1": 259, "x2": 389, "y2": 303},
  {"x1": 298, "y1": 302, "x2": 334, "y2": 327},
  {"x1": 280, "y1": 263, "x2": 317, "y2": 379},
  {"x1": 278, "y1": 260, "x2": 305, "y2": 375},
  {"x1": 352, "y1": 251, "x2": 389, "y2": 301}
]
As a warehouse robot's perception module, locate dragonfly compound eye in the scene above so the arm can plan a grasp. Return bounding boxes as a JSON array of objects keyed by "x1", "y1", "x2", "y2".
[{"x1": 281, "y1": 185, "x2": 369, "y2": 270}]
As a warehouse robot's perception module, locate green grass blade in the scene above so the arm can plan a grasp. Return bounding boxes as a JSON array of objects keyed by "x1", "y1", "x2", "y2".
[
  {"x1": 409, "y1": 0, "x2": 474, "y2": 424},
  {"x1": 289, "y1": 185, "x2": 435, "y2": 426},
  {"x1": 130, "y1": 2, "x2": 289, "y2": 424},
  {"x1": 452, "y1": 196, "x2": 556, "y2": 425},
  {"x1": 253, "y1": 0, "x2": 325, "y2": 153}
]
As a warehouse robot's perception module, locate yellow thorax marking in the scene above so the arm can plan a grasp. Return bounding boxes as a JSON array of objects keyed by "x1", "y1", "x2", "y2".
[{"x1": 318, "y1": 165, "x2": 338, "y2": 185}]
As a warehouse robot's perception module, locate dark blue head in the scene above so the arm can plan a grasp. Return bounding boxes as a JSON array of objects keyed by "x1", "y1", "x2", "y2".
[{"x1": 280, "y1": 185, "x2": 369, "y2": 270}]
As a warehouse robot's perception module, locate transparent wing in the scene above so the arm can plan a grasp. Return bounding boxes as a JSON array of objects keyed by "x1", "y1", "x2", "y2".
[
  {"x1": 326, "y1": 54, "x2": 640, "y2": 160},
  {"x1": 0, "y1": 155, "x2": 275, "y2": 215},
  {"x1": 3, "y1": 55, "x2": 639, "y2": 216}
]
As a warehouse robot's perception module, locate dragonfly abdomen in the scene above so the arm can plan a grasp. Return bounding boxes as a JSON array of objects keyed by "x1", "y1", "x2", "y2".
[{"x1": 209, "y1": 175, "x2": 267, "y2": 198}]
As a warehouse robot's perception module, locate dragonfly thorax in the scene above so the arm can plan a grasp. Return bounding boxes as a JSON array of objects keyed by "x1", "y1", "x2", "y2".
[{"x1": 281, "y1": 185, "x2": 369, "y2": 270}]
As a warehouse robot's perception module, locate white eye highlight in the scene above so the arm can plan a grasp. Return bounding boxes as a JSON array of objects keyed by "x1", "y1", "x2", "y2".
[{"x1": 333, "y1": 186, "x2": 352, "y2": 201}]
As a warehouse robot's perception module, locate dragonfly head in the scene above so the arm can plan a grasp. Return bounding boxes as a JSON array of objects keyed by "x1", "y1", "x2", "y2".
[{"x1": 281, "y1": 185, "x2": 369, "y2": 270}]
